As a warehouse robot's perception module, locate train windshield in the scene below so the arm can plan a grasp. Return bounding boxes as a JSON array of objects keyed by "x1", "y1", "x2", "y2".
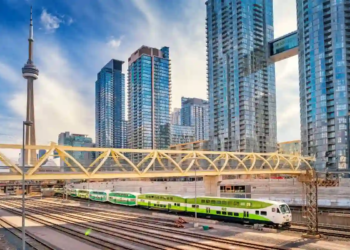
[{"x1": 279, "y1": 204, "x2": 291, "y2": 214}]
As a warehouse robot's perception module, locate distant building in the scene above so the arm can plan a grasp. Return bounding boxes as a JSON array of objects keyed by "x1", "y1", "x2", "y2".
[
  {"x1": 95, "y1": 59, "x2": 126, "y2": 149},
  {"x1": 171, "y1": 108, "x2": 181, "y2": 125},
  {"x1": 38, "y1": 149, "x2": 48, "y2": 165},
  {"x1": 181, "y1": 97, "x2": 209, "y2": 141},
  {"x1": 58, "y1": 132, "x2": 95, "y2": 168},
  {"x1": 278, "y1": 140, "x2": 301, "y2": 155},
  {"x1": 128, "y1": 45, "x2": 171, "y2": 156},
  {"x1": 170, "y1": 124, "x2": 195, "y2": 145},
  {"x1": 169, "y1": 140, "x2": 210, "y2": 151}
]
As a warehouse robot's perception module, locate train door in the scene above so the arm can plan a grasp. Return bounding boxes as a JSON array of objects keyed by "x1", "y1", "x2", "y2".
[
  {"x1": 243, "y1": 211, "x2": 249, "y2": 220},
  {"x1": 168, "y1": 203, "x2": 171, "y2": 211},
  {"x1": 148, "y1": 201, "x2": 151, "y2": 208},
  {"x1": 206, "y1": 207, "x2": 211, "y2": 214}
]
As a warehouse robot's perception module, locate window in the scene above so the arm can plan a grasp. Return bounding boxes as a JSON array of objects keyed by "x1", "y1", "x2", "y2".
[
  {"x1": 211, "y1": 200, "x2": 216, "y2": 204},
  {"x1": 201, "y1": 200, "x2": 205, "y2": 203},
  {"x1": 228, "y1": 201, "x2": 232, "y2": 206},
  {"x1": 272, "y1": 208, "x2": 275, "y2": 212},
  {"x1": 217, "y1": 201, "x2": 221, "y2": 205},
  {"x1": 216, "y1": 211, "x2": 221, "y2": 215},
  {"x1": 206, "y1": 200, "x2": 210, "y2": 204},
  {"x1": 222, "y1": 201, "x2": 227, "y2": 205},
  {"x1": 234, "y1": 213, "x2": 239, "y2": 216},
  {"x1": 240, "y1": 203, "x2": 245, "y2": 206},
  {"x1": 277, "y1": 208, "x2": 280, "y2": 213},
  {"x1": 222, "y1": 211, "x2": 227, "y2": 215},
  {"x1": 174, "y1": 203, "x2": 177, "y2": 206},
  {"x1": 228, "y1": 212, "x2": 233, "y2": 216},
  {"x1": 255, "y1": 210, "x2": 259, "y2": 215},
  {"x1": 246, "y1": 202, "x2": 251, "y2": 207},
  {"x1": 261, "y1": 211, "x2": 267, "y2": 216}
]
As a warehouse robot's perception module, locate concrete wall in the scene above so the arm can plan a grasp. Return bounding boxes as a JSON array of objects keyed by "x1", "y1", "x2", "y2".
[
  {"x1": 72, "y1": 180, "x2": 205, "y2": 196},
  {"x1": 71, "y1": 178, "x2": 350, "y2": 206}
]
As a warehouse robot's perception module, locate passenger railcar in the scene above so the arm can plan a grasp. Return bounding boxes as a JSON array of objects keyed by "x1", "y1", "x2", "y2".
[
  {"x1": 67, "y1": 188, "x2": 78, "y2": 197},
  {"x1": 109, "y1": 191, "x2": 139, "y2": 206},
  {"x1": 90, "y1": 190, "x2": 109, "y2": 202},
  {"x1": 77, "y1": 189, "x2": 91, "y2": 199},
  {"x1": 138, "y1": 193, "x2": 186, "y2": 211}
]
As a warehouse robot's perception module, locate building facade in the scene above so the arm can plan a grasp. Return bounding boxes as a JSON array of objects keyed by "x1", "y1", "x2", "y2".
[
  {"x1": 170, "y1": 124, "x2": 195, "y2": 145},
  {"x1": 171, "y1": 108, "x2": 182, "y2": 125},
  {"x1": 169, "y1": 140, "x2": 210, "y2": 151},
  {"x1": 181, "y1": 97, "x2": 209, "y2": 141},
  {"x1": 58, "y1": 132, "x2": 95, "y2": 167},
  {"x1": 95, "y1": 59, "x2": 126, "y2": 149},
  {"x1": 297, "y1": 0, "x2": 349, "y2": 170},
  {"x1": 128, "y1": 46, "x2": 171, "y2": 153},
  {"x1": 278, "y1": 140, "x2": 301, "y2": 155},
  {"x1": 206, "y1": 0, "x2": 277, "y2": 153}
]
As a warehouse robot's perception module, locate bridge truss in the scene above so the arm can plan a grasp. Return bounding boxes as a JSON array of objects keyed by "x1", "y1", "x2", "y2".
[{"x1": 0, "y1": 143, "x2": 314, "y2": 181}]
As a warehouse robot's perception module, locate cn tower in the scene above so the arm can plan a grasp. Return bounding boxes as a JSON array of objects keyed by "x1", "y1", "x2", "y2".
[{"x1": 22, "y1": 6, "x2": 39, "y2": 165}]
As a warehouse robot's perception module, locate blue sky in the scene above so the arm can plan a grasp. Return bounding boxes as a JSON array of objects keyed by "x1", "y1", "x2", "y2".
[{"x1": 0, "y1": 0, "x2": 299, "y2": 159}]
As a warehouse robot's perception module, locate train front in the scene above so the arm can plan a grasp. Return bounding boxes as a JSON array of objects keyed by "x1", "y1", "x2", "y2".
[{"x1": 279, "y1": 203, "x2": 292, "y2": 228}]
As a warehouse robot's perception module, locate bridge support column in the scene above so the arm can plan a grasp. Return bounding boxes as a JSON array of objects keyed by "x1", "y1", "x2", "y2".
[{"x1": 203, "y1": 176, "x2": 222, "y2": 197}]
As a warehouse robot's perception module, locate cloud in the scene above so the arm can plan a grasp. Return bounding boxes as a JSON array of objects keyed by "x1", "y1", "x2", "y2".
[
  {"x1": 40, "y1": 9, "x2": 62, "y2": 32},
  {"x1": 107, "y1": 36, "x2": 123, "y2": 48},
  {"x1": 67, "y1": 17, "x2": 74, "y2": 25}
]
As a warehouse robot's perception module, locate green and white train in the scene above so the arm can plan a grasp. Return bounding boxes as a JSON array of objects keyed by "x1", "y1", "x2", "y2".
[{"x1": 60, "y1": 189, "x2": 291, "y2": 227}]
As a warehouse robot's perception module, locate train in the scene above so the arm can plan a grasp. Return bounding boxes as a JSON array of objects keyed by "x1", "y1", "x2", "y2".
[{"x1": 61, "y1": 188, "x2": 291, "y2": 228}]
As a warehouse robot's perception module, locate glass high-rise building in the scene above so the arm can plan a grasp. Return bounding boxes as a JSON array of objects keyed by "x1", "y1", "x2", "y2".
[
  {"x1": 128, "y1": 46, "x2": 171, "y2": 152},
  {"x1": 181, "y1": 97, "x2": 209, "y2": 141},
  {"x1": 171, "y1": 108, "x2": 182, "y2": 125},
  {"x1": 206, "y1": 0, "x2": 277, "y2": 152},
  {"x1": 95, "y1": 59, "x2": 126, "y2": 149},
  {"x1": 170, "y1": 124, "x2": 195, "y2": 145},
  {"x1": 58, "y1": 132, "x2": 95, "y2": 167},
  {"x1": 297, "y1": 0, "x2": 349, "y2": 171}
]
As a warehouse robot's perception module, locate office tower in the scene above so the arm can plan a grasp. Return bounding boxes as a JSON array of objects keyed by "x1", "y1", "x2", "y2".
[
  {"x1": 206, "y1": 0, "x2": 277, "y2": 152},
  {"x1": 171, "y1": 108, "x2": 182, "y2": 125},
  {"x1": 128, "y1": 46, "x2": 171, "y2": 154},
  {"x1": 278, "y1": 140, "x2": 301, "y2": 155},
  {"x1": 22, "y1": 7, "x2": 39, "y2": 165},
  {"x1": 96, "y1": 59, "x2": 126, "y2": 148},
  {"x1": 297, "y1": 0, "x2": 349, "y2": 170},
  {"x1": 170, "y1": 124, "x2": 195, "y2": 145},
  {"x1": 181, "y1": 97, "x2": 209, "y2": 141},
  {"x1": 58, "y1": 132, "x2": 95, "y2": 167},
  {"x1": 38, "y1": 149, "x2": 48, "y2": 165}
]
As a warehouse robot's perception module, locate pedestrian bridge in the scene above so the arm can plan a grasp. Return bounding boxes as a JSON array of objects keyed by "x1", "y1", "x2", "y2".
[{"x1": 0, "y1": 143, "x2": 314, "y2": 181}]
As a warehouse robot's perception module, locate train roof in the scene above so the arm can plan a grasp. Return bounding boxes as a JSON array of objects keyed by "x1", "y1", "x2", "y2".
[
  {"x1": 109, "y1": 190, "x2": 140, "y2": 195},
  {"x1": 91, "y1": 190, "x2": 110, "y2": 193},
  {"x1": 191, "y1": 196, "x2": 288, "y2": 205},
  {"x1": 141, "y1": 192, "x2": 183, "y2": 197}
]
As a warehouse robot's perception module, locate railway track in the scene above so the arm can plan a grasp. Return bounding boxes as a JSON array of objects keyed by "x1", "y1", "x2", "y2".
[
  {"x1": 1, "y1": 199, "x2": 287, "y2": 250},
  {"x1": 289, "y1": 225, "x2": 350, "y2": 239},
  {"x1": 0, "y1": 217, "x2": 55, "y2": 250}
]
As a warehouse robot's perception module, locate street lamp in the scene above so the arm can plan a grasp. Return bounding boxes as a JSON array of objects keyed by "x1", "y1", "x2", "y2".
[
  {"x1": 194, "y1": 165, "x2": 197, "y2": 225},
  {"x1": 22, "y1": 120, "x2": 33, "y2": 250}
]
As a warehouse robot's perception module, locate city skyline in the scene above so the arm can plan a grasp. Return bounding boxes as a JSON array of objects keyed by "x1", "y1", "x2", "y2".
[{"x1": 1, "y1": 0, "x2": 299, "y2": 160}]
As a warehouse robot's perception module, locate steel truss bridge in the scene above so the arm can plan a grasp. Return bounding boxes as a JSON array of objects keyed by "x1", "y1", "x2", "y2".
[{"x1": 0, "y1": 143, "x2": 315, "y2": 181}]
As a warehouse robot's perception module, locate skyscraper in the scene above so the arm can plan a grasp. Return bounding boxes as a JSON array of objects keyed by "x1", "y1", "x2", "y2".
[
  {"x1": 128, "y1": 46, "x2": 171, "y2": 152},
  {"x1": 297, "y1": 0, "x2": 349, "y2": 171},
  {"x1": 206, "y1": 0, "x2": 276, "y2": 152},
  {"x1": 22, "y1": 7, "x2": 39, "y2": 165},
  {"x1": 170, "y1": 124, "x2": 195, "y2": 145},
  {"x1": 95, "y1": 59, "x2": 126, "y2": 148},
  {"x1": 171, "y1": 108, "x2": 182, "y2": 125},
  {"x1": 58, "y1": 132, "x2": 95, "y2": 167},
  {"x1": 181, "y1": 97, "x2": 209, "y2": 141}
]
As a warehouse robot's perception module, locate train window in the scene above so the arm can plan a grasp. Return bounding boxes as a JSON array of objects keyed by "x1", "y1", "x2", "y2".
[
  {"x1": 255, "y1": 211, "x2": 259, "y2": 215},
  {"x1": 177, "y1": 203, "x2": 180, "y2": 206},
  {"x1": 234, "y1": 202, "x2": 239, "y2": 206},
  {"x1": 216, "y1": 211, "x2": 221, "y2": 215},
  {"x1": 228, "y1": 201, "x2": 232, "y2": 206},
  {"x1": 174, "y1": 203, "x2": 177, "y2": 206},
  {"x1": 222, "y1": 211, "x2": 227, "y2": 215},
  {"x1": 246, "y1": 202, "x2": 251, "y2": 207},
  {"x1": 192, "y1": 205, "x2": 195, "y2": 208},
  {"x1": 240, "y1": 203, "x2": 245, "y2": 206},
  {"x1": 201, "y1": 200, "x2": 205, "y2": 203},
  {"x1": 277, "y1": 208, "x2": 280, "y2": 213},
  {"x1": 222, "y1": 201, "x2": 227, "y2": 205},
  {"x1": 170, "y1": 197, "x2": 173, "y2": 200},
  {"x1": 206, "y1": 200, "x2": 210, "y2": 203},
  {"x1": 228, "y1": 212, "x2": 233, "y2": 216},
  {"x1": 211, "y1": 200, "x2": 215, "y2": 204},
  {"x1": 217, "y1": 201, "x2": 221, "y2": 205},
  {"x1": 261, "y1": 211, "x2": 267, "y2": 216},
  {"x1": 234, "y1": 213, "x2": 239, "y2": 216},
  {"x1": 272, "y1": 208, "x2": 276, "y2": 212}
]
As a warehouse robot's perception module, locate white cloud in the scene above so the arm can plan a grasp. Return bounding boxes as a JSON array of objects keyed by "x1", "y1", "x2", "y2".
[
  {"x1": 40, "y1": 9, "x2": 62, "y2": 32},
  {"x1": 67, "y1": 17, "x2": 74, "y2": 25},
  {"x1": 107, "y1": 36, "x2": 123, "y2": 48}
]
